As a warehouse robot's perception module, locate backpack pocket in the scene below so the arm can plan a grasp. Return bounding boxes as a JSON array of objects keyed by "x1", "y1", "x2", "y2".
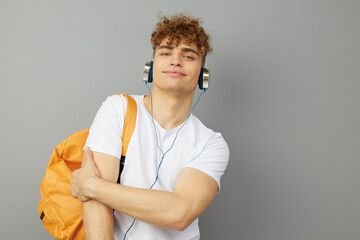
[{"x1": 38, "y1": 198, "x2": 67, "y2": 239}]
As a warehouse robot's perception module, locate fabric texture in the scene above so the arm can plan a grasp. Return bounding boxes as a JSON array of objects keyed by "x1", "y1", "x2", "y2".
[{"x1": 86, "y1": 94, "x2": 229, "y2": 240}]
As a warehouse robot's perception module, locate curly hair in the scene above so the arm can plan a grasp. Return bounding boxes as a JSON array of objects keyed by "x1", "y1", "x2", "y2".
[{"x1": 151, "y1": 14, "x2": 212, "y2": 56}]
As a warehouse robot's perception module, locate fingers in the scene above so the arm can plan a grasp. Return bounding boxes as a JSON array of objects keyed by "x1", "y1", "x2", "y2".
[
  {"x1": 71, "y1": 170, "x2": 90, "y2": 202},
  {"x1": 71, "y1": 171, "x2": 79, "y2": 198},
  {"x1": 71, "y1": 182, "x2": 77, "y2": 198}
]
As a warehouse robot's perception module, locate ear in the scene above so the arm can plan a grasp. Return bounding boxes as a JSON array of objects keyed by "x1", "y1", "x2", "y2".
[{"x1": 201, "y1": 56, "x2": 206, "y2": 67}]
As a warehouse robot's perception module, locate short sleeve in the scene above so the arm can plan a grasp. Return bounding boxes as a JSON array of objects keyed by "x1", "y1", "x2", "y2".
[
  {"x1": 85, "y1": 95, "x2": 127, "y2": 159},
  {"x1": 185, "y1": 133, "x2": 229, "y2": 191}
]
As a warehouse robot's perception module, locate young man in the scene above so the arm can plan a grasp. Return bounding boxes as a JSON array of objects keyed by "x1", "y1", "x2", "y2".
[{"x1": 71, "y1": 14, "x2": 229, "y2": 239}]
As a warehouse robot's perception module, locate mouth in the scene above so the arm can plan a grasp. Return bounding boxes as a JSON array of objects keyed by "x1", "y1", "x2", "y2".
[{"x1": 164, "y1": 70, "x2": 186, "y2": 77}]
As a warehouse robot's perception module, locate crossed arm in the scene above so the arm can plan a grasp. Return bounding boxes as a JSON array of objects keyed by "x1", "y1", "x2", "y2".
[{"x1": 71, "y1": 148, "x2": 218, "y2": 239}]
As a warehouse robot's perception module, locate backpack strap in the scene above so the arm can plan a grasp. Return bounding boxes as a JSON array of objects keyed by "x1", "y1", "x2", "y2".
[{"x1": 115, "y1": 93, "x2": 137, "y2": 183}]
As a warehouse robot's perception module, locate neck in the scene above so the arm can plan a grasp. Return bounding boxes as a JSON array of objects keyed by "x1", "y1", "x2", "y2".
[{"x1": 144, "y1": 87, "x2": 195, "y2": 130}]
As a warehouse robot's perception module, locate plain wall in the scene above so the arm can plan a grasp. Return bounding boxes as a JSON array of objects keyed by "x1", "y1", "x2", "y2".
[{"x1": 1, "y1": 0, "x2": 359, "y2": 239}]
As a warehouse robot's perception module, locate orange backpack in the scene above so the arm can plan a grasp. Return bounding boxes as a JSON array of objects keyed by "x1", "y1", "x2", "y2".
[{"x1": 38, "y1": 94, "x2": 137, "y2": 240}]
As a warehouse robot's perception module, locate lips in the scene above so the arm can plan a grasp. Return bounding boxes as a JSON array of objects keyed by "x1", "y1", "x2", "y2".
[{"x1": 164, "y1": 70, "x2": 186, "y2": 77}]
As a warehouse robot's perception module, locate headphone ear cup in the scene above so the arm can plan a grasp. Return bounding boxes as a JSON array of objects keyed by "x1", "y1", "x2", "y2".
[
  {"x1": 143, "y1": 61, "x2": 154, "y2": 83},
  {"x1": 148, "y1": 61, "x2": 153, "y2": 83},
  {"x1": 198, "y1": 67, "x2": 209, "y2": 90},
  {"x1": 198, "y1": 68, "x2": 204, "y2": 90}
]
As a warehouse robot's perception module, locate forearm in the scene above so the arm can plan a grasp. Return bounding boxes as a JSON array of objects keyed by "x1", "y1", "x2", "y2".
[
  {"x1": 82, "y1": 199, "x2": 114, "y2": 240},
  {"x1": 87, "y1": 177, "x2": 190, "y2": 231},
  {"x1": 81, "y1": 152, "x2": 119, "y2": 240}
]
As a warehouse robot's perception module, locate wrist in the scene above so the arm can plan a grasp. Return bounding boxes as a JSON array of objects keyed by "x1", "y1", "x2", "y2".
[{"x1": 85, "y1": 176, "x2": 100, "y2": 199}]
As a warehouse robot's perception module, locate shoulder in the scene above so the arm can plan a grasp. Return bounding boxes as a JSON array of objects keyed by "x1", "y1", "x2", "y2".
[
  {"x1": 100, "y1": 94, "x2": 142, "y2": 114},
  {"x1": 187, "y1": 115, "x2": 229, "y2": 158},
  {"x1": 102, "y1": 94, "x2": 126, "y2": 108},
  {"x1": 190, "y1": 115, "x2": 228, "y2": 145},
  {"x1": 184, "y1": 115, "x2": 229, "y2": 191}
]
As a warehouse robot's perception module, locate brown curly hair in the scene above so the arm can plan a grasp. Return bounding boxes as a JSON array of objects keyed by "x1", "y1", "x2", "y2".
[{"x1": 151, "y1": 14, "x2": 212, "y2": 57}]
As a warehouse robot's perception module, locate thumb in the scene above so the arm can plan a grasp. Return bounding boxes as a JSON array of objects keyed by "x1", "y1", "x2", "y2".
[{"x1": 82, "y1": 146, "x2": 94, "y2": 168}]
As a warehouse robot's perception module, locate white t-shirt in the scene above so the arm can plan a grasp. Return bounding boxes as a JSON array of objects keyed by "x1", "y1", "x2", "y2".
[{"x1": 86, "y1": 94, "x2": 229, "y2": 240}]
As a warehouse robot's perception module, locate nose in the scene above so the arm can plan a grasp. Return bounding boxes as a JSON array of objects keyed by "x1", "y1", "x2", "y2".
[{"x1": 170, "y1": 52, "x2": 182, "y2": 67}]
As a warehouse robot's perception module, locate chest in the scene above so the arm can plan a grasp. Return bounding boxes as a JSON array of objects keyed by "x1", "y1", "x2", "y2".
[{"x1": 120, "y1": 115, "x2": 197, "y2": 191}]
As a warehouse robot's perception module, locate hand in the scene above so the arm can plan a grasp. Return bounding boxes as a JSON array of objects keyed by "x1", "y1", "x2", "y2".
[{"x1": 71, "y1": 146, "x2": 100, "y2": 202}]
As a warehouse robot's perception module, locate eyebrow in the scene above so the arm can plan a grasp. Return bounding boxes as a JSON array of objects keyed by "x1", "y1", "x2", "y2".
[
  {"x1": 157, "y1": 45, "x2": 200, "y2": 56},
  {"x1": 182, "y1": 47, "x2": 200, "y2": 56},
  {"x1": 158, "y1": 45, "x2": 173, "y2": 51}
]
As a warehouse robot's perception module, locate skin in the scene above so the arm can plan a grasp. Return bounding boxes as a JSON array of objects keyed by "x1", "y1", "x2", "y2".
[{"x1": 71, "y1": 38, "x2": 218, "y2": 239}]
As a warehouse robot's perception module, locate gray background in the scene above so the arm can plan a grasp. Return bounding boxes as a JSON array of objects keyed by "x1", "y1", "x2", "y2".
[{"x1": 1, "y1": 0, "x2": 359, "y2": 239}]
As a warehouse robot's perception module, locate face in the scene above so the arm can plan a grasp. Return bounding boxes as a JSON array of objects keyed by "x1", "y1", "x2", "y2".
[{"x1": 152, "y1": 38, "x2": 202, "y2": 94}]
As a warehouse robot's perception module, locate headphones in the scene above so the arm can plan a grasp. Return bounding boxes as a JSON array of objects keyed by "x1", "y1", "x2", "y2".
[{"x1": 143, "y1": 61, "x2": 210, "y2": 90}]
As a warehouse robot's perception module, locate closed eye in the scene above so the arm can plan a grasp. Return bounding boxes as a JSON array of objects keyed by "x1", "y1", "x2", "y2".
[{"x1": 184, "y1": 55, "x2": 195, "y2": 60}]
